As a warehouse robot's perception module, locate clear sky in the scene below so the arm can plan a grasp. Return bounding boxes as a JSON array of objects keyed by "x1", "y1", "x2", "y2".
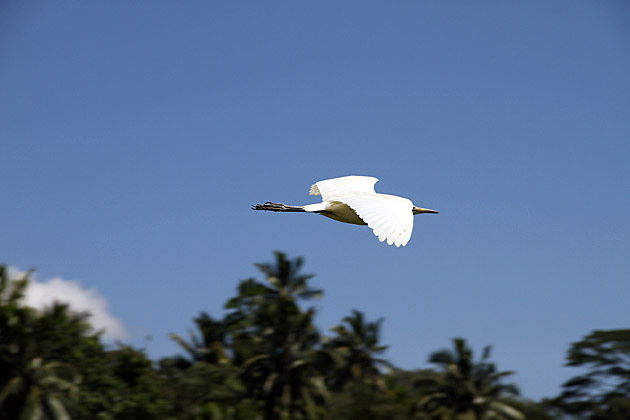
[{"x1": 1, "y1": 1, "x2": 629, "y2": 400}]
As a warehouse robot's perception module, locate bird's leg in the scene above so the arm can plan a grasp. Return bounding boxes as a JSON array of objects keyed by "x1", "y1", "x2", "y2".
[{"x1": 252, "y1": 202, "x2": 306, "y2": 212}]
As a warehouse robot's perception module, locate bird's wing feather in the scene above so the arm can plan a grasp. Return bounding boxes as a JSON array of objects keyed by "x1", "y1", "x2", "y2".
[
  {"x1": 309, "y1": 176, "x2": 378, "y2": 201},
  {"x1": 338, "y1": 195, "x2": 414, "y2": 247}
]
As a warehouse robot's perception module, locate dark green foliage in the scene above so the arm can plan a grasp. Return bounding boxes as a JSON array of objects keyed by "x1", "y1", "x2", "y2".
[
  {"x1": 4, "y1": 258, "x2": 624, "y2": 419},
  {"x1": 0, "y1": 266, "x2": 170, "y2": 420},
  {"x1": 0, "y1": 267, "x2": 80, "y2": 420},
  {"x1": 325, "y1": 310, "x2": 391, "y2": 390},
  {"x1": 327, "y1": 381, "x2": 408, "y2": 420},
  {"x1": 0, "y1": 357, "x2": 80, "y2": 420},
  {"x1": 159, "y1": 358, "x2": 257, "y2": 420},
  {"x1": 169, "y1": 312, "x2": 231, "y2": 365},
  {"x1": 415, "y1": 338, "x2": 523, "y2": 420},
  {"x1": 0, "y1": 266, "x2": 36, "y2": 387},
  {"x1": 99, "y1": 346, "x2": 171, "y2": 419},
  {"x1": 553, "y1": 329, "x2": 630, "y2": 419},
  {"x1": 183, "y1": 252, "x2": 328, "y2": 420}
]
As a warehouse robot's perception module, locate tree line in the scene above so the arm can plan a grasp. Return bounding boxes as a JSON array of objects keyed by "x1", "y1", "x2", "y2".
[{"x1": 1, "y1": 253, "x2": 628, "y2": 419}]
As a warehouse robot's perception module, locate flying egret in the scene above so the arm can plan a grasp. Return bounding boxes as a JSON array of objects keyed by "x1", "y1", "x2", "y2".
[{"x1": 253, "y1": 175, "x2": 438, "y2": 247}]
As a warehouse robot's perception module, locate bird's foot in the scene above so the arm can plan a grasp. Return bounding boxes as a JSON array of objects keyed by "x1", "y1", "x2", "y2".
[{"x1": 252, "y1": 202, "x2": 305, "y2": 212}]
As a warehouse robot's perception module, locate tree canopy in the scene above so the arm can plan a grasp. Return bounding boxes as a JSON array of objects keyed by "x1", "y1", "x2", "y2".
[
  {"x1": 553, "y1": 329, "x2": 630, "y2": 420},
  {"x1": 1, "y1": 256, "x2": 628, "y2": 419}
]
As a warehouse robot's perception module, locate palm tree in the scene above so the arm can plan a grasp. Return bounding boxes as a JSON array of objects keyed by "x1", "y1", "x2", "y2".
[
  {"x1": 252, "y1": 251, "x2": 323, "y2": 301},
  {"x1": 170, "y1": 312, "x2": 231, "y2": 365},
  {"x1": 226, "y1": 252, "x2": 327, "y2": 420},
  {"x1": 0, "y1": 357, "x2": 80, "y2": 420},
  {"x1": 553, "y1": 329, "x2": 630, "y2": 419},
  {"x1": 326, "y1": 310, "x2": 391, "y2": 390},
  {"x1": 167, "y1": 252, "x2": 328, "y2": 419},
  {"x1": 416, "y1": 338, "x2": 523, "y2": 420},
  {"x1": 1, "y1": 267, "x2": 85, "y2": 420},
  {"x1": 0, "y1": 266, "x2": 36, "y2": 374},
  {"x1": 168, "y1": 312, "x2": 257, "y2": 419},
  {"x1": 240, "y1": 306, "x2": 328, "y2": 420}
]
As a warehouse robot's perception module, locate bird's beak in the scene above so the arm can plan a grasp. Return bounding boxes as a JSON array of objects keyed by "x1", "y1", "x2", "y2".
[{"x1": 413, "y1": 206, "x2": 439, "y2": 214}]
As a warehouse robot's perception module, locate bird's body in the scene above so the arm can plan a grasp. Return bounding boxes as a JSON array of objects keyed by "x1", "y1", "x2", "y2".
[
  {"x1": 309, "y1": 201, "x2": 367, "y2": 225},
  {"x1": 253, "y1": 175, "x2": 437, "y2": 247}
]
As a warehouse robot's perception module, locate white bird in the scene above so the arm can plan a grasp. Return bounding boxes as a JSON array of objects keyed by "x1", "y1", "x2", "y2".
[{"x1": 253, "y1": 175, "x2": 437, "y2": 247}]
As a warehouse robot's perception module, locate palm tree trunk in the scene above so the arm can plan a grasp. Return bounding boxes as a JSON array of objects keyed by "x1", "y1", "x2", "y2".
[
  {"x1": 473, "y1": 407, "x2": 484, "y2": 420},
  {"x1": 264, "y1": 391, "x2": 275, "y2": 420}
]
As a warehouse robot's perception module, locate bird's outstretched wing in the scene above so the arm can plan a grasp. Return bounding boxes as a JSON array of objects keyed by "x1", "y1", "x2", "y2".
[
  {"x1": 338, "y1": 195, "x2": 414, "y2": 247},
  {"x1": 309, "y1": 176, "x2": 378, "y2": 201}
]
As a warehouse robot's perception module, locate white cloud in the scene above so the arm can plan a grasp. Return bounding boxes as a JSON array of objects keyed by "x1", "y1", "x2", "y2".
[{"x1": 9, "y1": 267, "x2": 126, "y2": 340}]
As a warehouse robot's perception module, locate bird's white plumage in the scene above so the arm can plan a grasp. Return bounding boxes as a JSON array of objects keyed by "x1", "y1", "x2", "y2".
[
  {"x1": 256, "y1": 175, "x2": 435, "y2": 247},
  {"x1": 307, "y1": 176, "x2": 415, "y2": 247},
  {"x1": 338, "y1": 195, "x2": 414, "y2": 247},
  {"x1": 309, "y1": 176, "x2": 378, "y2": 201}
]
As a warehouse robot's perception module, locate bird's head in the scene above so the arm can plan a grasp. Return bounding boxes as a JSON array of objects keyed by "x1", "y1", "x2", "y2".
[{"x1": 413, "y1": 206, "x2": 438, "y2": 215}]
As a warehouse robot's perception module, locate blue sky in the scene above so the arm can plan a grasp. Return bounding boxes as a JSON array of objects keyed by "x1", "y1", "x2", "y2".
[{"x1": 1, "y1": 1, "x2": 629, "y2": 400}]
